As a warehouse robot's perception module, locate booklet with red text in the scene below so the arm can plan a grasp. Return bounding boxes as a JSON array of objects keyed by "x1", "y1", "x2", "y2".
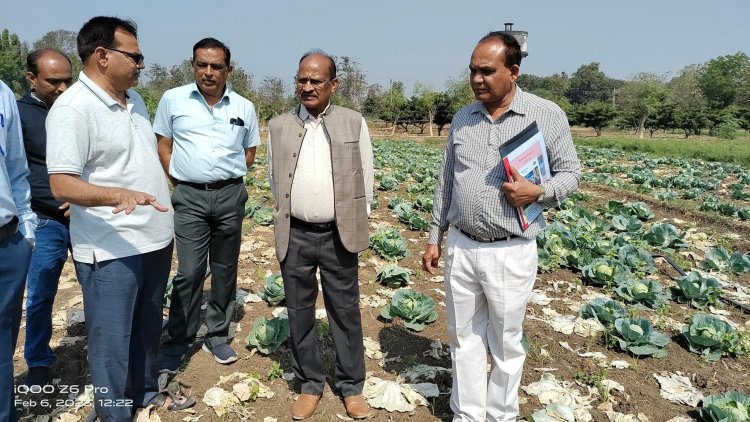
[{"x1": 499, "y1": 121, "x2": 551, "y2": 230}]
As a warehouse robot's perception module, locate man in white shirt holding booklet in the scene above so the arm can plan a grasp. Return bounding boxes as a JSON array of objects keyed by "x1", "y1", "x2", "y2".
[{"x1": 422, "y1": 31, "x2": 580, "y2": 421}]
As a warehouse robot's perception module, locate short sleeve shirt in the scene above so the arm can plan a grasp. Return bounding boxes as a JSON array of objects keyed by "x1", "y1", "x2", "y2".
[
  {"x1": 152, "y1": 83, "x2": 261, "y2": 183},
  {"x1": 46, "y1": 72, "x2": 173, "y2": 263}
]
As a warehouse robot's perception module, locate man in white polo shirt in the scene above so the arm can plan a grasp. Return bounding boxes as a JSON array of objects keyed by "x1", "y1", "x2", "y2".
[
  {"x1": 46, "y1": 16, "x2": 193, "y2": 420},
  {"x1": 154, "y1": 37, "x2": 260, "y2": 369}
]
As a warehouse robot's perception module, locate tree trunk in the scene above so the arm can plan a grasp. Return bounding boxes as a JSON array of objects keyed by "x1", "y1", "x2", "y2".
[
  {"x1": 428, "y1": 111, "x2": 434, "y2": 137},
  {"x1": 638, "y1": 117, "x2": 646, "y2": 139}
]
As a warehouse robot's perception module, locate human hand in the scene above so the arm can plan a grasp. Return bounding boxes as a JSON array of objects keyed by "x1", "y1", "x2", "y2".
[
  {"x1": 422, "y1": 243, "x2": 442, "y2": 275},
  {"x1": 60, "y1": 202, "x2": 71, "y2": 218},
  {"x1": 113, "y1": 189, "x2": 169, "y2": 214},
  {"x1": 501, "y1": 166, "x2": 541, "y2": 207}
]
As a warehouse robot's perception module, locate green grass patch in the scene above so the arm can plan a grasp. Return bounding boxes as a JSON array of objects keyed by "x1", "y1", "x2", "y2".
[{"x1": 575, "y1": 136, "x2": 750, "y2": 167}]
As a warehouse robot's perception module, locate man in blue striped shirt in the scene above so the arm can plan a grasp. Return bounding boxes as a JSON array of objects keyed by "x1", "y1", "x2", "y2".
[
  {"x1": 423, "y1": 32, "x2": 580, "y2": 421},
  {"x1": 0, "y1": 79, "x2": 37, "y2": 422}
]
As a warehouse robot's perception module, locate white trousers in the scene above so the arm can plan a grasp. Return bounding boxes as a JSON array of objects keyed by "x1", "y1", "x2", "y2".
[{"x1": 444, "y1": 227, "x2": 538, "y2": 422}]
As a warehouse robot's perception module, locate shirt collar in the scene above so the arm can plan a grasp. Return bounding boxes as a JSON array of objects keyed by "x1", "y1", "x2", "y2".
[
  {"x1": 29, "y1": 91, "x2": 47, "y2": 108},
  {"x1": 298, "y1": 102, "x2": 332, "y2": 122},
  {"x1": 470, "y1": 84, "x2": 529, "y2": 118},
  {"x1": 78, "y1": 71, "x2": 130, "y2": 108}
]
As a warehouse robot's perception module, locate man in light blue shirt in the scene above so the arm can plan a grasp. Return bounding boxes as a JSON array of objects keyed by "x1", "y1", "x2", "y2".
[
  {"x1": 0, "y1": 79, "x2": 37, "y2": 422},
  {"x1": 154, "y1": 37, "x2": 260, "y2": 369}
]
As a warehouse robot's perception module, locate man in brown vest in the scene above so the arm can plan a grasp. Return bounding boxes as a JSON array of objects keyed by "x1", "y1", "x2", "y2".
[{"x1": 267, "y1": 50, "x2": 373, "y2": 420}]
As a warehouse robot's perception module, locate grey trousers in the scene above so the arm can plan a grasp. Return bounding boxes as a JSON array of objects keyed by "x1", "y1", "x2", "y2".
[
  {"x1": 162, "y1": 181, "x2": 247, "y2": 362},
  {"x1": 280, "y1": 222, "x2": 366, "y2": 397}
]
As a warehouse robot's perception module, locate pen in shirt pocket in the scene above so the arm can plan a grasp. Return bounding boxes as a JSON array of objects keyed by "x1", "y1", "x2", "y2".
[{"x1": 229, "y1": 117, "x2": 245, "y2": 128}]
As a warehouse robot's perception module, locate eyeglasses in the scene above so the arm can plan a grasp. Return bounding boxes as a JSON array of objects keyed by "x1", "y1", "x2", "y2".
[
  {"x1": 103, "y1": 47, "x2": 145, "y2": 65},
  {"x1": 294, "y1": 76, "x2": 332, "y2": 90}
]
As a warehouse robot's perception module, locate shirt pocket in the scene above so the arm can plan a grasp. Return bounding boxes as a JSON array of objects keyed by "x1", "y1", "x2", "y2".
[{"x1": 219, "y1": 123, "x2": 247, "y2": 152}]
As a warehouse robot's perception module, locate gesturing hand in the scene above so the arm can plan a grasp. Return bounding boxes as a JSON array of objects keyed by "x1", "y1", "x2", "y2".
[{"x1": 113, "y1": 189, "x2": 169, "y2": 214}]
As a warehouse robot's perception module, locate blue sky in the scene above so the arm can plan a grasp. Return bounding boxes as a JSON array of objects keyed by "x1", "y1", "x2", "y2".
[{"x1": 4, "y1": 0, "x2": 749, "y2": 93}]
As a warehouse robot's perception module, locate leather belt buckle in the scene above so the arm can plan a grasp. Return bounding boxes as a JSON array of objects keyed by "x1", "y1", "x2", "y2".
[
  {"x1": 458, "y1": 227, "x2": 517, "y2": 243},
  {"x1": 291, "y1": 217, "x2": 335, "y2": 232},
  {"x1": 178, "y1": 177, "x2": 242, "y2": 190}
]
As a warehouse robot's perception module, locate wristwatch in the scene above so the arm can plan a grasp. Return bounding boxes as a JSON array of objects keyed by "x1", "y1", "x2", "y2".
[{"x1": 537, "y1": 184, "x2": 545, "y2": 202}]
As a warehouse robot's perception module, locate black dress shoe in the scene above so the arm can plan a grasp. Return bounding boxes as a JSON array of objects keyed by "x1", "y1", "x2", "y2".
[{"x1": 24, "y1": 366, "x2": 53, "y2": 387}]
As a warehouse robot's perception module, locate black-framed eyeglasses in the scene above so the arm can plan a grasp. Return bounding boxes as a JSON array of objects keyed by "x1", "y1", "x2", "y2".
[
  {"x1": 103, "y1": 47, "x2": 145, "y2": 65},
  {"x1": 294, "y1": 76, "x2": 332, "y2": 90}
]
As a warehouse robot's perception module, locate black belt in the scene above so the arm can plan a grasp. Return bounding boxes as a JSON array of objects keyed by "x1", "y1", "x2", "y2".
[
  {"x1": 458, "y1": 227, "x2": 519, "y2": 243},
  {"x1": 0, "y1": 216, "x2": 19, "y2": 243},
  {"x1": 291, "y1": 217, "x2": 336, "y2": 232},
  {"x1": 176, "y1": 177, "x2": 242, "y2": 190}
]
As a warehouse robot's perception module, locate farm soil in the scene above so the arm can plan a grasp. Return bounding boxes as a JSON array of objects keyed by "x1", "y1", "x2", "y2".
[{"x1": 13, "y1": 147, "x2": 750, "y2": 422}]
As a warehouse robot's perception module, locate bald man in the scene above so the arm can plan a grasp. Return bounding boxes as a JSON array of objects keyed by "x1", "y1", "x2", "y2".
[
  {"x1": 268, "y1": 50, "x2": 373, "y2": 420},
  {"x1": 18, "y1": 49, "x2": 73, "y2": 387}
]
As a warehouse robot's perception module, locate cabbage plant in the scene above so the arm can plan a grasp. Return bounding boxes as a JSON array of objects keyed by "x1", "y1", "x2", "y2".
[
  {"x1": 699, "y1": 247, "x2": 750, "y2": 275},
  {"x1": 379, "y1": 176, "x2": 400, "y2": 191},
  {"x1": 387, "y1": 197, "x2": 407, "y2": 209},
  {"x1": 582, "y1": 258, "x2": 632, "y2": 288},
  {"x1": 380, "y1": 289, "x2": 438, "y2": 332},
  {"x1": 700, "y1": 390, "x2": 750, "y2": 422},
  {"x1": 608, "y1": 317, "x2": 669, "y2": 358},
  {"x1": 668, "y1": 271, "x2": 722, "y2": 309},
  {"x1": 244, "y1": 197, "x2": 260, "y2": 218},
  {"x1": 376, "y1": 264, "x2": 410, "y2": 288},
  {"x1": 259, "y1": 272, "x2": 285, "y2": 306},
  {"x1": 580, "y1": 298, "x2": 626, "y2": 327},
  {"x1": 643, "y1": 223, "x2": 689, "y2": 250},
  {"x1": 370, "y1": 228, "x2": 410, "y2": 261},
  {"x1": 537, "y1": 223, "x2": 580, "y2": 268},
  {"x1": 615, "y1": 279, "x2": 667, "y2": 310},
  {"x1": 394, "y1": 203, "x2": 429, "y2": 231},
  {"x1": 414, "y1": 196, "x2": 433, "y2": 212},
  {"x1": 625, "y1": 202, "x2": 654, "y2": 221},
  {"x1": 700, "y1": 195, "x2": 722, "y2": 213},
  {"x1": 253, "y1": 207, "x2": 274, "y2": 226},
  {"x1": 681, "y1": 314, "x2": 750, "y2": 362},
  {"x1": 617, "y1": 245, "x2": 656, "y2": 275},
  {"x1": 611, "y1": 215, "x2": 643, "y2": 233},
  {"x1": 245, "y1": 316, "x2": 290, "y2": 354}
]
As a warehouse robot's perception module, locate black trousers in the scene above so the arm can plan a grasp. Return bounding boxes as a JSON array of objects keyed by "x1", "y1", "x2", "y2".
[
  {"x1": 280, "y1": 223, "x2": 366, "y2": 397},
  {"x1": 162, "y1": 181, "x2": 247, "y2": 363}
]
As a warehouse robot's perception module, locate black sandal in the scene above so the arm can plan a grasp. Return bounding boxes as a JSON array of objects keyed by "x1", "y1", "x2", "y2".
[{"x1": 151, "y1": 391, "x2": 196, "y2": 411}]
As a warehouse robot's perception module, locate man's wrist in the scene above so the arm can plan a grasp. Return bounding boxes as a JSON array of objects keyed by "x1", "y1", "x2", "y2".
[{"x1": 536, "y1": 184, "x2": 545, "y2": 202}]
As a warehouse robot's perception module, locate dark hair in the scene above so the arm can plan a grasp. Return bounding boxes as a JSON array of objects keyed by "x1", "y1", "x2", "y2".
[
  {"x1": 193, "y1": 38, "x2": 231, "y2": 66},
  {"x1": 478, "y1": 31, "x2": 523, "y2": 68},
  {"x1": 299, "y1": 49, "x2": 337, "y2": 79},
  {"x1": 77, "y1": 16, "x2": 138, "y2": 62},
  {"x1": 26, "y1": 49, "x2": 72, "y2": 74}
]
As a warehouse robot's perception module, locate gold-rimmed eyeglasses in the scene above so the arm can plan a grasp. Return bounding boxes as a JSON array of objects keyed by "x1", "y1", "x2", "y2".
[{"x1": 294, "y1": 76, "x2": 332, "y2": 90}]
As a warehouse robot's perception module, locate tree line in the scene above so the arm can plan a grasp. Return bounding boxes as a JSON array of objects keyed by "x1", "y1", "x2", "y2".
[{"x1": 2, "y1": 28, "x2": 749, "y2": 139}]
